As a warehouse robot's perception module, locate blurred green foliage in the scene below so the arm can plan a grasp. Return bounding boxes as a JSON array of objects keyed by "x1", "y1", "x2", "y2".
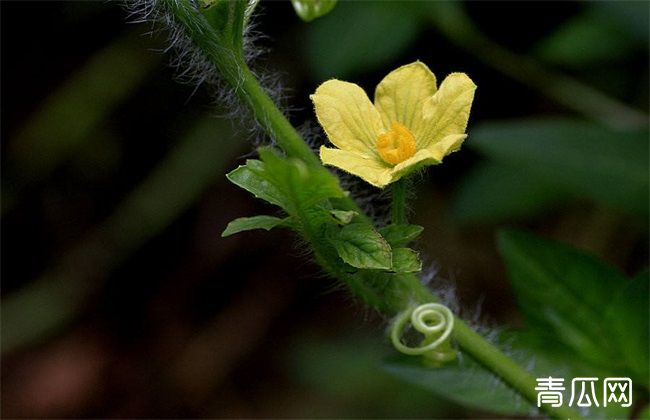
[
  {"x1": 455, "y1": 118, "x2": 649, "y2": 221},
  {"x1": 497, "y1": 230, "x2": 648, "y2": 417},
  {"x1": 6, "y1": 35, "x2": 159, "y2": 191},
  {"x1": 452, "y1": 162, "x2": 565, "y2": 224},
  {"x1": 288, "y1": 335, "x2": 459, "y2": 417},
  {"x1": 534, "y1": 6, "x2": 641, "y2": 68},
  {"x1": 304, "y1": 1, "x2": 422, "y2": 79},
  {"x1": 2, "y1": 117, "x2": 243, "y2": 353},
  {"x1": 384, "y1": 354, "x2": 531, "y2": 415},
  {"x1": 290, "y1": 0, "x2": 337, "y2": 22}
]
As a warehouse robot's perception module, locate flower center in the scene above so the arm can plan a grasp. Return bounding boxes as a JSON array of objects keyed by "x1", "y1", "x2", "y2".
[{"x1": 376, "y1": 122, "x2": 417, "y2": 165}]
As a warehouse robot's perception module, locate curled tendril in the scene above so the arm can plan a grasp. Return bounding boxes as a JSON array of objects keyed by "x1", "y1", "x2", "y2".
[{"x1": 390, "y1": 303, "x2": 457, "y2": 366}]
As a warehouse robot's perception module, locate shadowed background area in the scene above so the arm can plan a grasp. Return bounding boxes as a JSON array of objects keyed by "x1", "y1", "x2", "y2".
[{"x1": 2, "y1": 1, "x2": 648, "y2": 418}]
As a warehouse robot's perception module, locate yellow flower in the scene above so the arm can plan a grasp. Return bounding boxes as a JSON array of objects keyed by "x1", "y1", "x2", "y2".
[{"x1": 310, "y1": 61, "x2": 476, "y2": 188}]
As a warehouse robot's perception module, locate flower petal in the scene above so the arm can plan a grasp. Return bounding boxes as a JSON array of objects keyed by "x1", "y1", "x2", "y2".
[
  {"x1": 320, "y1": 146, "x2": 392, "y2": 188},
  {"x1": 425, "y1": 133, "x2": 467, "y2": 161},
  {"x1": 420, "y1": 73, "x2": 476, "y2": 147},
  {"x1": 388, "y1": 135, "x2": 467, "y2": 182},
  {"x1": 311, "y1": 80, "x2": 384, "y2": 154},
  {"x1": 390, "y1": 149, "x2": 440, "y2": 181},
  {"x1": 374, "y1": 61, "x2": 437, "y2": 145}
]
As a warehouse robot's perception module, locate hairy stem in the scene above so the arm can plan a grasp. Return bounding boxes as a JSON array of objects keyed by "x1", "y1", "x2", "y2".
[
  {"x1": 453, "y1": 320, "x2": 580, "y2": 419},
  {"x1": 238, "y1": 66, "x2": 320, "y2": 166},
  {"x1": 391, "y1": 178, "x2": 408, "y2": 225}
]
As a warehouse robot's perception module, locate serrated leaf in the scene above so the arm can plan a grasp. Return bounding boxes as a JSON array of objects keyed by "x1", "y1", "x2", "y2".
[
  {"x1": 258, "y1": 148, "x2": 344, "y2": 212},
  {"x1": 331, "y1": 223, "x2": 392, "y2": 270},
  {"x1": 226, "y1": 160, "x2": 288, "y2": 210},
  {"x1": 330, "y1": 209, "x2": 357, "y2": 225},
  {"x1": 379, "y1": 224, "x2": 423, "y2": 247},
  {"x1": 604, "y1": 269, "x2": 649, "y2": 386},
  {"x1": 227, "y1": 149, "x2": 345, "y2": 218},
  {"x1": 452, "y1": 162, "x2": 565, "y2": 224},
  {"x1": 497, "y1": 229, "x2": 627, "y2": 370},
  {"x1": 383, "y1": 355, "x2": 531, "y2": 416},
  {"x1": 469, "y1": 119, "x2": 649, "y2": 215},
  {"x1": 291, "y1": 0, "x2": 337, "y2": 22},
  {"x1": 391, "y1": 248, "x2": 421, "y2": 273},
  {"x1": 222, "y1": 215, "x2": 288, "y2": 237}
]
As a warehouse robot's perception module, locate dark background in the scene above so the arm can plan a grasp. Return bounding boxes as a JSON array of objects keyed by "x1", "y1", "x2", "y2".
[{"x1": 2, "y1": 1, "x2": 648, "y2": 417}]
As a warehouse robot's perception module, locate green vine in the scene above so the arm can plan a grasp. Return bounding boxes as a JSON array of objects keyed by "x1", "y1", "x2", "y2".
[{"x1": 151, "y1": 1, "x2": 583, "y2": 418}]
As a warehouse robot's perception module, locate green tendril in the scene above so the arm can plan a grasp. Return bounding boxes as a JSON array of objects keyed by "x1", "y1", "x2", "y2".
[{"x1": 390, "y1": 303, "x2": 457, "y2": 367}]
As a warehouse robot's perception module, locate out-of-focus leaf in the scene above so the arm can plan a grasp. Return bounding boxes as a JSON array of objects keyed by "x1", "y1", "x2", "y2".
[
  {"x1": 534, "y1": 9, "x2": 638, "y2": 68},
  {"x1": 291, "y1": 0, "x2": 337, "y2": 22},
  {"x1": 390, "y1": 248, "x2": 421, "y2": 273},
  {"x1": 383, "y1": 355, "x2": 531, "y2": 415},
  {"x1": 105, "y1": 119, "x2": 241, "y2": 249},
  {"x1": 469, "y1": 119, "x2": 649, "y2": 215},
  {"x1": 8, "y1": 34, "x2": 159, "y2": 185},
  {"x1": 604, "y1": 269, "x2": 649, "y2": 386},
  {"x1": 592, "y1": 1, "x2": 649, "y2": 44},
  {"x1": 2, "y1": 118, "x2": 243, "y2": 353},
  {"x1": 497, "y1": 229, "x2": 629, "y2": 370},
  {"x1": 331, "y1": 223, "x2": 392, "y2": 270},
  {"x1": 451, "y1": 162, "x2": 565, "y2": 224},
  {"x1": 379, "y1": 224, "x2": 423, "y2": 247},
  {"x1": 304, "y1": 1, "x2": 422, "y2": 79},
  {"x1": 288, "y1": 335, "x2": 455, "y2": 417},
  {"x1": 498, "y1": 329, "x2": 632, "y2": 420},
  {"x1": 222, "y1": 215, "x2": 288, "y2": 237}
]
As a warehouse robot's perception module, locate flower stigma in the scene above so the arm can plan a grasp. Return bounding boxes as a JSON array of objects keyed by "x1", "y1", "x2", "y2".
[{"x1": 376, "y1": 122, "x2": 417, "y2": 165}]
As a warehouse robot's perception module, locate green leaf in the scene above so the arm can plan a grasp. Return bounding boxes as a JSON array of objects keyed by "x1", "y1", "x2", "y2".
[
  {"x1": 257, "y1": 148, "x2": 344, "y2": 213},
  {"x1": 331, "y1": 223, "x2": 392, "y2": 270},
  {"x1": 379, "y1": 224, "x2": 423, "y2": 247},
  {"x1": 469, "y1": 119, "x2": 649, "y2": 215},
  {"x1": 391, "y1": 248, "x2": 422, "y2": 273},
  {"x1": 452, "y1": 162, "x2": 565, "y2": 224},
  {"x1": 226, "y1": 160, "x2": 289, "y2": 210},
  {"x1": 304, "y1": 1, "x2": 422, "y2": 79},
  {"x1": 226, "y1": 149, "x2": 345, "y2": 216},
  {"x1": 291, "y1": 0, "x2": 337, "y2": 22},
  {"x1": 604, "y1": 269, "x2": 649, "y2": 386},
  {"x1": 330, "y1": 209, "x2": 357, "y2": 225},
  {"x1": 383, "y1": 355, "x2": 531, "y2": 416},
  {"x1": 591, "y1": 1, "x2": 649, "y2": 43},
  {"x1": 534, "y1": 8, "x2": 638, "y2": 68},
  {"x1": 497, "y1": 229, "x2": 628, "y2": 369},
  {"x1": 495, "y1": 330, "x2": 632, "y2": 419},
  {"x1": 222, "y1": 215, "x2": 288, "y2": 237}
]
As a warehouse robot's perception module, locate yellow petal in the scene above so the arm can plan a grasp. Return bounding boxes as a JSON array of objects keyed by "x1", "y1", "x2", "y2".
[
  {"x1": 320, "y1": 146, "x2": 392, "y2": 188},
  {"x1": 374, "y1": 61, "x2": 437, "y2": 145},
  {"x1": 388, "y1": 135, "x2": 466, "y2": 182},
  {"x1": 390, "y1": 149, "x2": 440, "y2": 181},
  {"x1": 425, "y1": 133, "x2": 467, "y2": 161},
  {"x1": 311, "y1": 80, "x2": 384, "y2": 154},
  {"x1": 420, "y1": 73, "x2": 476, "y2": 147}
]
